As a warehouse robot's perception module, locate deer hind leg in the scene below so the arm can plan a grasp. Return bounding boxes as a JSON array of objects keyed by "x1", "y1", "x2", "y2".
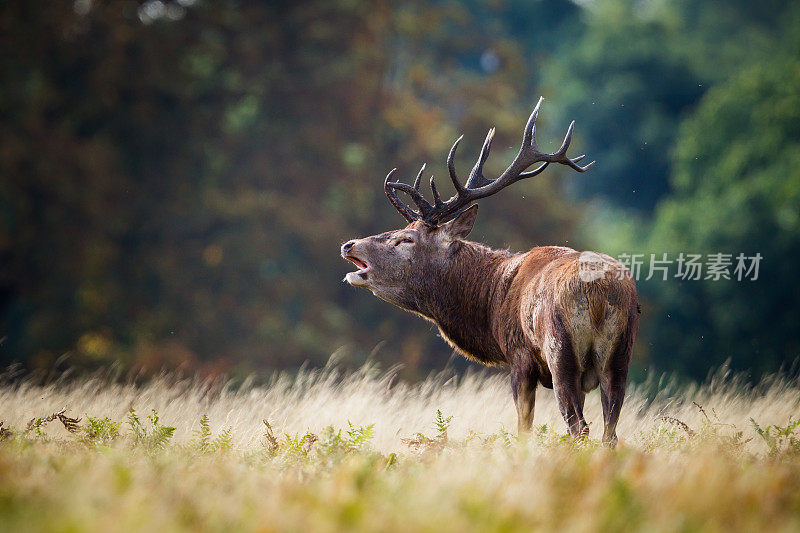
[
  {"x1": 547, "y1": 319, "x2": 589, "y2": 439},
  {"x1": 599, "y1": 376, "x2": 624, "y2": 447},
  {"x1": 553, "y1": 373, "x2": 589, "y2": 438},
  {"x1": 511, "y1": 361, "x2": 538, "y2": 434},
  {"x1": 599, "y1": 320, "x2": 636, "y2": 447}
]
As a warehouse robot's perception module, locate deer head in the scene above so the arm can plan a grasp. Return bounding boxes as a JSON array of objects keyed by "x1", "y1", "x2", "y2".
[
  {"x1": 341, "y1": 97, "x2": 593, "y2": 311},
  {"x1": 341, "y1": 206, "x2": 480, "y2": 310}
]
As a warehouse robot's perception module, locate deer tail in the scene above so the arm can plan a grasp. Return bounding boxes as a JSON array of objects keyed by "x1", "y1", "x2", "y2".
[{"x1": 586, "y1": 285, "x2": 606, "y2": 332}]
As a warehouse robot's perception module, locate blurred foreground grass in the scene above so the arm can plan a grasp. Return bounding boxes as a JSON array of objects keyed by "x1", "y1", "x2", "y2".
[{"x1": 2, "y1": 365, "x2": 800, "y2": 532}]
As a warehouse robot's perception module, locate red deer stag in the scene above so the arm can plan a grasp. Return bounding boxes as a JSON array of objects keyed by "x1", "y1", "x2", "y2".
[{"x1": 341, "y1": 98, "x2": 639, "y2": 446}]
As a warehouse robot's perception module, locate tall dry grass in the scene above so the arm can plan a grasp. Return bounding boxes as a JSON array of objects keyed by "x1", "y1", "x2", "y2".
[
  {"x1": 3, "y1": 364, "x2": 800, "y2": 532},
  {"x1": 2, "y1": 363, "x2": 798, "y2": 453}
]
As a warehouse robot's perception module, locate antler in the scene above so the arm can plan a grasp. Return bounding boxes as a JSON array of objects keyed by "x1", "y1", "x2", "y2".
[{"x1": 384, "y1": 97, "x2": 594, "y2": 225}]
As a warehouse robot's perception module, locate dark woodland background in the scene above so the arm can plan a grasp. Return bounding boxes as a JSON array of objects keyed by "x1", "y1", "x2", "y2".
[{"x1": 1, "y1": 0, "x2": 799, "y2": 382}]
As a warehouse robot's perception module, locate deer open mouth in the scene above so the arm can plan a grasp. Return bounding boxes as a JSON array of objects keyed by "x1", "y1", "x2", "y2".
[{"x1": 344, "y1": 255, "x2": 370, "y2": 279}]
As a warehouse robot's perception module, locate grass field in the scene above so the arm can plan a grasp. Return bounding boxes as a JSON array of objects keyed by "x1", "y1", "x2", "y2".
[{"x1": 2, "y1": 364, "x2": 800, "y2": 532}]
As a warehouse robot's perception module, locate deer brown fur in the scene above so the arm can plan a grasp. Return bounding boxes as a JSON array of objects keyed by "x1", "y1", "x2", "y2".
[{"x1": 341, "y1": 98, "x2": 639, "y2": 445}]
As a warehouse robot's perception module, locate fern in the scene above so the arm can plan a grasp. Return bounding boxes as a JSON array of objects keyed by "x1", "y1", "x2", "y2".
[
  {"x1": 194, "y1": 414, "x2": 212, "y2": 451},
  {"x1": 127, "y1": 409, "x2": 145, "y2": 442},
  {"x1": 345, "y1": 421, "x2": 375, "y2": 450},
  {"x1": 435, "y1": 409, "x2": 453, "y2": 441},
  {"x1": 192, "y1": 414, "x2": 233, "y2": 453},
  {"x1": 498, "y1": 427, "x2": 514, "y2": 448},
  {"x1": 149, "y1": 424, "x2": 176, "y2": 449},
  {"x1": 259, "y1": 421, "x2": 374, "y2": 461},
  {"x1": 316, "y1": 426, "x2": 344, "y2": 456},
  {"x1": 0, "y1": 421, "x2": 11, "y2": 441},
  {"x1": 211, "y1": 428, "x2": 233, "y2": 452},
  {"x1": 385, "y1": 452, "x2": 398, "y2": 469},
  {"x1": 84, "y1": 416, "x2": 121, "y2": 446},
  {"x1": 263, "y1": 420, "x2": 280, "y2": 453},
  {"x1": 24, "y1": 409, "x2": 81, "y2": 438},
  {"x1": 751, "y1": 417, "x2": 800, "y2": 455},
  {"x1": 401, "y1": 410, "x2": 453, "y2": 452},
  {"x1": 127, "y1": 408, "x2": 175, "y2": 449},
  {"x1": 282, "y1": 431, "x2": 318, "y2": 456}
]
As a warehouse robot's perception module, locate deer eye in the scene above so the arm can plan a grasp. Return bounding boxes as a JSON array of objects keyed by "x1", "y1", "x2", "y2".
[{"x1": 394, "y1": 237, "x2": 414, "y2": 246}]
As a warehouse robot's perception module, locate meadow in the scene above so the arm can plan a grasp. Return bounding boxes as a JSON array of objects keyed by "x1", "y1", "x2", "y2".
[{"x1": 2, "y1": 364, "x2": 800, "y2": 532}]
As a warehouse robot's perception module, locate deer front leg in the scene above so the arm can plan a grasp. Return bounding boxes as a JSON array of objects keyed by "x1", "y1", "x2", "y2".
[{"x1": 511, "y1": 361, "x2": 538, "y2": 433}]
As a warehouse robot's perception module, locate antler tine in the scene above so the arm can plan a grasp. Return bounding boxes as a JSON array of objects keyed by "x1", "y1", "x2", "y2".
[
  {"x1": 523, "y1": 96, "x2": 544, "y2": 152},
  {"x1": 516, "y1": 162, "x2": 550, "y2": 180},
  {"x1": 386, "y1": 180, "x2": 433, "y2": 213},
  {"x1": 413, "y1": 163, "x2": 425, "y2": 190},
  {"x1": 384, "y1": 169, "x2": 420, "y2": 223},
  {"x1": 557, "y1": 120, "x2": 575, "y2": 154},
  {"x1": 466, "y1": 127, "x2": 495, "y2": 189},
  {"x1": 564, "y1": 155, "x2": 595, "y2": 172},
  {"x1": 446, "y1": 135, "x2": 467, "y2": 194},
  {"x1": 430, "y1": 175, "x2": 442, "y2": 206},
  {"x1": 507, "y1": 154, "x2": 590, "y2": 181},
  {"x1": 552, "y1": 122, "x2": 595, "y2": 171},
  {"x1": 520, "y1": 120, "x2": 595, "y2": 172}
]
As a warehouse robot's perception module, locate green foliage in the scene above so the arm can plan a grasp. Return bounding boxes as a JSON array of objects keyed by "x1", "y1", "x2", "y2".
[
  {"x1": 261, "y1": 418, "x2": 377, "y2": 466},
  {"x1": 751, "y1": 417, "x2": 800, "y2": 455},
  {"x1": 496, "y1": 427, "x2": 515, "y2": 448},
  {"x1": 192, "y1": 415, "x2": 233, "y2": 453},
  {"x1": 434, "y1": 409, "x2": 453, "y2": 440},
  {"x1": 212, "y1": 428, "x2": 233, "y2": 452},
  {"x1": 194, "y1": 414, "x2": 212, "y2": 451},
  {"x1": 83, "y1": 416, "x2": 121, "y2": 446},
  {"x1": 127, "y1": 409, "x2": 175, "y2": 449},
  {"x1": 640, "y1": 420, "x2": 692, "y2": 452},
  {"x1": 24, "y1": 414, "x2": 58, "y2": 439},
  {"x1": 401, "y1": 410, "x2": 454, "y2": 452},
  {"x1": 345, "y1": 421, "x2": 375, "y2": 450},
  {"x1": 281, "y1": 431, "x2": 320, "y2": 457}
]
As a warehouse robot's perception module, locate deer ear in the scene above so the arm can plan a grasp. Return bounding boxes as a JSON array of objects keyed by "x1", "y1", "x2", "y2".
[{"x1": 442, "y1": 204, "x2": 478, "y2": 240}]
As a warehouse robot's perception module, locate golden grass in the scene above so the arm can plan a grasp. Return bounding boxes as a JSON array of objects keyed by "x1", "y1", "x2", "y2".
[{"x1": 1, "y1": 364, "x2": 800, "y2": 532}]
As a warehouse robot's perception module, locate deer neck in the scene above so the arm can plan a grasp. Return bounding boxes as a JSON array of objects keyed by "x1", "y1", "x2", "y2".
[{"x1": 420, "y1": 242, "x2": 511, "y2": 365}]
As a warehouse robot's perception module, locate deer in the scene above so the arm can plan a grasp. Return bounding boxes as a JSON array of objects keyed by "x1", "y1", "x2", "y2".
[{"x1": 340, "y1": 97, "x2": 639, "y2": 446}]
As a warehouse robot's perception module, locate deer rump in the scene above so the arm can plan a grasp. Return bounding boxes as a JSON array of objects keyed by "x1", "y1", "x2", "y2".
[{"x1": 502, "y1": 248, "x2": 638, "y2": 392}]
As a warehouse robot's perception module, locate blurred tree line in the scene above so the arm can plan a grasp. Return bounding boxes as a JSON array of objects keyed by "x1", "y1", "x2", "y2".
[{"x1": 0, "y1": 0, "x2": 797, "y2": 381}]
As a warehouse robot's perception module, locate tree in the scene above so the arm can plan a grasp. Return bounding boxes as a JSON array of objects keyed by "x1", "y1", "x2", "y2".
[
  {"x1": 643, "y1": 59, "x2": 800, "y2": 377},
  {"x1": 540, "y1": 0, "x2": 709, "y2": 210},
  {"x1": 0, "y1": 1, "x2": 582, "y2": 378}
]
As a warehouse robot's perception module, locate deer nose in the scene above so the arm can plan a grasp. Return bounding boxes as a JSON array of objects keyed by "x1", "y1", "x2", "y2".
[{"x1": 341, "y1": 241, "x2": 356, "y2": 255}]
